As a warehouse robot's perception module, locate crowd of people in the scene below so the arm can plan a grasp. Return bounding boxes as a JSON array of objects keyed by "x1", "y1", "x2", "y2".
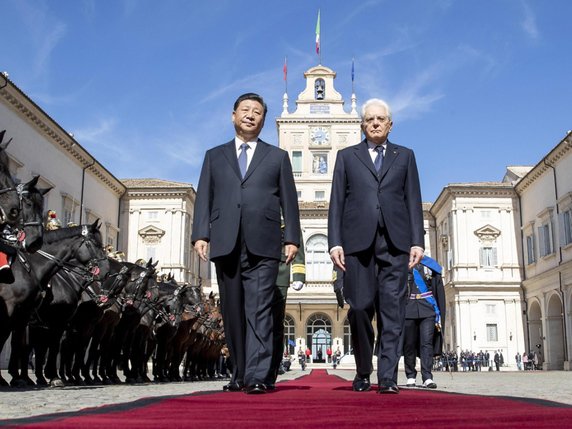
[{"x1": 435, "y1": 349, "x2": 543, "y2": 372}]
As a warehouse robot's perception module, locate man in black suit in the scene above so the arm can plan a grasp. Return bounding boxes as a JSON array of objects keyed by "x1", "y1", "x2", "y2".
[
  {"x1": 192, "y1": 93, "x2": 300, "y2": 394},
  {"x1": 328, "y1": 98, "x2": 424, "y2": 394}
]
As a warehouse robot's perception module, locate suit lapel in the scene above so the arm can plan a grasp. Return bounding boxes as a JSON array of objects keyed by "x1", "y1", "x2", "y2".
[
  {"x1": 354, "y1": 140, "x2": 378, "y2": 178},
  {"x1": 242, "y1": 139, "x2": 271, "y2": 182},
  {"x1": 221, "y1": 140, "x2": 242, "y2": 180}
]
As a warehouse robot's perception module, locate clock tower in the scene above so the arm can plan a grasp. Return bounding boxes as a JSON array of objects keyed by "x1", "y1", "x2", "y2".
[{"x1": 276, "y1": 64, "x2": 362, "y2": 357}]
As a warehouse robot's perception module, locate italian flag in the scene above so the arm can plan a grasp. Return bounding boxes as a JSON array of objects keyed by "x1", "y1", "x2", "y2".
[{"x1": 315, "y1": 10, "x2": 320, "y2": 55}]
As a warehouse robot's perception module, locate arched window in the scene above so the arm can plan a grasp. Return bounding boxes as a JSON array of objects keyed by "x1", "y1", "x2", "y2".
[
  {"x1": 306, "y1": 313, "x2": 332, "y2": 361},
  {"x1": 315, "y1": 78, "x2": 325, "y2": 100},
  {"x1": 284, "y1": 314, "x2": 296, "y2": 355},
  {"x1": 306, "y1": 234, "x2": 333, "y2": 281}
]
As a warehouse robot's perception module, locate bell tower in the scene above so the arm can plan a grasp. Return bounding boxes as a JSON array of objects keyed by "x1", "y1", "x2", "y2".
[{"x1": 276, "y1": 64, "x2": 361, "y2": 353}]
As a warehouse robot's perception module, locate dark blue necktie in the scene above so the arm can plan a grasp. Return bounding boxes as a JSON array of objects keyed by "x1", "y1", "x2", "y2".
[
  {"x1": 374, "y1": 145, "x2": 384, "y2": 173},
  {"x1": 238, "y1": 143, "x2": 249, "y2": 178}
]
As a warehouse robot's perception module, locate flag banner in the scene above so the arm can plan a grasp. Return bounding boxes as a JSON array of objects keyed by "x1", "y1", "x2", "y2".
[
  {"x1": 283, "y1": 57, "x2": 287, "y2": 81},
  {"x1": 315, "y1": 10, "x2": 321, "y2": 55},
  {"x1": 288, "y1": 339, "x2": 296, "y2": 347},
  {"x1": 351, "y1": 58, "x2": 355, "y2": 82}
]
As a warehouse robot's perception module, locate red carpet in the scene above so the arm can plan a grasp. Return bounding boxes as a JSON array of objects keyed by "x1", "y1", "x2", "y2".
[{"x1": 3, "y1": 370, "x2": 572, "y2": 428}]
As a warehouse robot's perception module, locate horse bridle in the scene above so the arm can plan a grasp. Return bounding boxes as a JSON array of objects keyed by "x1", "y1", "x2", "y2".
[
  {"x1": 35, "y1": 226, "x2": 107, "y2": 281},
  {"x1": 0, "y1": 183, "x2": 43, "y2": 248}
]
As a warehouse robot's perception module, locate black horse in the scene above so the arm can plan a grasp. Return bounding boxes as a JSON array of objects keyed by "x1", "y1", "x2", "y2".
[
  {"x1": 0, "y1": 131, "x2": 23, "y2": 226},
  {"x1": 0, "y1": 221, "x2": 109, "y2": 387},
  {"x1": 81, "y1": 258, "x2": 138, "y2": 385},
  {"x1": 97, "y1": 259, "x2": 158, "y2": 384}
]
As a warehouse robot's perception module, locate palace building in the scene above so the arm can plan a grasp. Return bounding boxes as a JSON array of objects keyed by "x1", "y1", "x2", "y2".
[{"x1": 2, "y1": 66, "x2": 571, "y2": 370}]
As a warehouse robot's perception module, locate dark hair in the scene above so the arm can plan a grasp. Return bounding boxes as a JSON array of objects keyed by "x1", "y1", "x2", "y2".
[{"x1": 233, "y1": 93, "x2": 268, "y2": 118}]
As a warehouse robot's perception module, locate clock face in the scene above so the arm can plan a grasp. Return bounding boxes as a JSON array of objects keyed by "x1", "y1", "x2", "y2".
[{"x1": 311, "y1": 127, "x2": 330, "y2": 145}]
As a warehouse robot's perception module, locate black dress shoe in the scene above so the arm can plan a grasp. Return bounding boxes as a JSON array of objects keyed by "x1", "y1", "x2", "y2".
[
  {"x1": 377, "y1": 381, "x2": 399, "y2": 394},
  {"x1": 245, "y1": 383, "x2": 267, "y2": 394},
  {"x1": 223, "y1": 382, "x2": 244, "y2": 392},
  {"x1": 352, "y1": 376, "x2": 371, "y2": 392}
]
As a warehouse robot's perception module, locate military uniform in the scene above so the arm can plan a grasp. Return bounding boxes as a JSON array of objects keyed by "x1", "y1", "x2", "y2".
[
  {"x1": 402, "y1": 256, "x2": 446, "y2": 388},
  {"x1": 269, "y1": 226, "x2": 305, "y2": 386}
]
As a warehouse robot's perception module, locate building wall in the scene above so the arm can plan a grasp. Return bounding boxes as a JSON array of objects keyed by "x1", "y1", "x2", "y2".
[
  {"x1": 517, "y1": 134, "x2": 572, "y2": 370},
  {"x1": 431, "y1": 185, "x2": 525, "y2": 368}
]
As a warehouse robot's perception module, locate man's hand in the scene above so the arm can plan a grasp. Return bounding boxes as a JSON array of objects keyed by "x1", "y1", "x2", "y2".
[
  {"x1": 194, "y1": 239, "x2": 209, "y2": 262},
  {"x1": 408, "y1": 246, "x2": 424, "y2": 269},
  {"x1": 284, "y1": 244, "x2": 298, "y2": 264},
  {"x1": 330, "y1": 247, "x2": 346, "y2": 272}
]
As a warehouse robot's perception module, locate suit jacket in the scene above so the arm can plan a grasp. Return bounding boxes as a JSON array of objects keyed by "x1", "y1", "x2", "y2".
[
  {"x1": 328, "y1": 139, "x2": 424, "y2": 254},
  {"x1": 192, "y1": 139, "x2": 300, "y2": 260}
]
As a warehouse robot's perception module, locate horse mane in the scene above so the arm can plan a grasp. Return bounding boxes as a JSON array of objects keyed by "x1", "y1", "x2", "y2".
[{"x1": 43, "y1": 225, "x2": 100, "y2": 245}]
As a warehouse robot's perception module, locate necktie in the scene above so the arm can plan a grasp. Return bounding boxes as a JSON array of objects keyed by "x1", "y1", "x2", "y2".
[
  {"x1": 238, "y1": 143, "x2": 249, "y2": 178},
  {"x1": 374, "y1": 145, "x2": 384, "y2": 173}
]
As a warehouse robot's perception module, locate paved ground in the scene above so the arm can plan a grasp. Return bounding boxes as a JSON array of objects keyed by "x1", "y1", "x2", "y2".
[{"x1": 1, "y1": 366, "x2": 571, "y2": 421}]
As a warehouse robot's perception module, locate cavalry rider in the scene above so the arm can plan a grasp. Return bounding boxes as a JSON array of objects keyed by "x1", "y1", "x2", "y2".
[
  {"x1": 402, "y1": 255, "x2": 446, "y2": 389},
  {"x1": 45, "y1": 210, "x2": 62, "y2": 230}
]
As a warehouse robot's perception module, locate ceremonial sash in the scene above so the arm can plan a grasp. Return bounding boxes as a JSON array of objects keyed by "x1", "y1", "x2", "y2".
[{"x1": 412, "y1": 266, "x2": 441, "y2": 326}]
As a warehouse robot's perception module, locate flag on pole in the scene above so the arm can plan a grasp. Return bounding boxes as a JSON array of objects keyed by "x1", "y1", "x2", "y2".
[
  {"x1": 351, "y1": 57, "x2": 355, "y2": 82},
  {"x1": 315, "y1": 10, "x2": 321, "y2": 55},
  {"x1": 283, "y1": 57, "x2": 287, "y2": 81}
]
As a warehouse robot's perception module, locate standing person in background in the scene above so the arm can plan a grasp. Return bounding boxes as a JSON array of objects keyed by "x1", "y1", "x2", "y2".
[
  {"x1": 269, "y1": 225, "x2": 305, "y2": 389},
  {"x1": 192, "y1": 93, "x2": 300, "y2": 395},
  {"x1": 402, "y1": 255, "x2": 445, "y2": 389},
  {"x1": 328, "y1": 98, "x2": 424, "y2": 394}
]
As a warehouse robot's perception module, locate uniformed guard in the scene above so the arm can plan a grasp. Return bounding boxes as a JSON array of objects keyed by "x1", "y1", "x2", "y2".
[
  {"x1": 269, "y1": 223, "x2": 305, "y2": 388},
  {"x1": 402, "y1": 255, "x2": 446, "y2": 389},
  {"x1": 45, "y1": 210, "x2": 62, "y2": 230}
]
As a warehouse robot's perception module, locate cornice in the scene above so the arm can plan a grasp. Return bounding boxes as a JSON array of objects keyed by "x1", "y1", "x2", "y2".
[
  {"x1": 1, "y1": 81, "x2": 125, "y2": 197},
  {"x1": 431, "y1": 184, "x2": 515, "y2": 216},
  {"x1": 126, "y1": 190, "x2": 195, "y2": 199},
  {"x1": 276, "y1": 118, "x2": 361, "y2": 124},
  {"x1": 515, "y1": 135, "x2": 572, "y2": 193}
]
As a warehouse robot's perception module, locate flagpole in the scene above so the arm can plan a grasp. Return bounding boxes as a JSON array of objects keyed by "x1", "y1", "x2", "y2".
[
  {"x1": 315, "y1": 9, "x2": 321, "y2": 65},
  {"x1": 351, "y1": 57, "x2": 355, "y2": 93},
  {"x1": 284, "y1": 56, "x2": 288, "y2": 94}
]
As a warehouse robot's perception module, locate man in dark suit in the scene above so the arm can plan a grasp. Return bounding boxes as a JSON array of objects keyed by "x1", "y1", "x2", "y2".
[
  {"x1": 328, "y1": 98, "x2": 424, "y2": 394},
  {"x1": 192, "y1": 93, "x2": 300, "y2": 394}
]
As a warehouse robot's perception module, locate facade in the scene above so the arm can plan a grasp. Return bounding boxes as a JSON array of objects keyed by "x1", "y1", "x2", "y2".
[
  {"x1": 430, "y1": 181, "x2": 526, "y2": 367},
  {"x1": 119, "y1": 179, "x2": 210, "y2": 287},
  {"x1": 516, "y1": 133, "x2": 572, "y2": 370}
]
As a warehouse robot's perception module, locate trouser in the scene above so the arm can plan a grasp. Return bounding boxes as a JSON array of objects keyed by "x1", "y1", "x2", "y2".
[
  {"x1": 215, "y1": 238, "x2": 279, "y2": 387},
  {"x1": 344, "y1": 227, "x2": 408, "y2": 383},
  {"x1": 403, "y1": 316, "x2": 435, "y2": 382}
]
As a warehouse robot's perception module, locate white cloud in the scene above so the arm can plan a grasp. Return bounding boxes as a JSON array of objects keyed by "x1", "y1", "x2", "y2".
[{"x1": 521, "y1": 2, "x2": 539, "y2": 40}]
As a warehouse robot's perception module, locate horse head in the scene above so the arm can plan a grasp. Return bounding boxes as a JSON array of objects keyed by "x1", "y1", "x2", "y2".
[
  {"x1": 0, "y1": 131, "x2": 23, "y2": 225},
  {"x1": 16, "y1": 175, "x2": 51, "y2": 253}
]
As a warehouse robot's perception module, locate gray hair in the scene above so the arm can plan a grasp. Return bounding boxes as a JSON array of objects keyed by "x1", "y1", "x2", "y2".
[{"x1": 360, "y1": 98, "x2": 392, "y2": 120}]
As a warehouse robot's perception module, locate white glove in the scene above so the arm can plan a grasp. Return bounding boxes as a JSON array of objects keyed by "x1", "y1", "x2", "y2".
[{"x1": 291, "y1": 281, "x2": 304, "y2": 291}]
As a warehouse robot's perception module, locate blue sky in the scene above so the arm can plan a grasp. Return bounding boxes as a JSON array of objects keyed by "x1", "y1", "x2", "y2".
[{"x1": 2, "y1": 0, "x2": 571, "y2": 202}]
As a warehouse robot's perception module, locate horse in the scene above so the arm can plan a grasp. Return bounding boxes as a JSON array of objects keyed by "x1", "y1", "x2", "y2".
[
  {"x1": 0, "y1": 130, "x2": 23, "y2": 226},
  {"x1": 0, "y1": 221, "x2": 109, "y2": 387},
  {"x1": 137, "y1": 277, "x2": 202, "y2": 383},
  {"x1": 80, "y1": 258, "x2": 138, "y2": 385},
  {"x1": 98, "y1": 259, "x2": 158, "y2": 384}
]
